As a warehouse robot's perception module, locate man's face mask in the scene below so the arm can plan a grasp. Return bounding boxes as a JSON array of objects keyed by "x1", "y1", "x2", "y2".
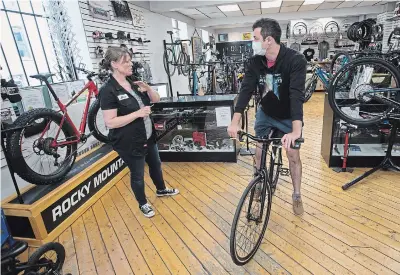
[{"x1": 252, "y1": 41, "x2": 266, "y2": 56}]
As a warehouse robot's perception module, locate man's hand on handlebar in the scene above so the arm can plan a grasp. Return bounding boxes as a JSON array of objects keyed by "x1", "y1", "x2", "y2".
[
  {"x1": 281, "y1": 132, "x2": 302, "y2": 150},
  {"x1": 227, "y1": 122, "x2": 241, "y2": 139}
]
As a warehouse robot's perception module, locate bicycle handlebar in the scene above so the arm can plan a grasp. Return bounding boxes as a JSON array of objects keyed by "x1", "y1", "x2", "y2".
[{"x1": 237, "y1": 131, "x2": 304, "y2": 148}]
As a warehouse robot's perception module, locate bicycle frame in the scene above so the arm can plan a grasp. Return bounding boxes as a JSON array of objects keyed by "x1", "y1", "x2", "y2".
[
  {"x1": 40, "y1": 79, "x2": 99, "y2": 148},
  {"x1": 247, "y1": 141, "x2": 270, "y2": 223},
  {"x1": 315, "y1": 66, "x2": 330, "y2": 89}
]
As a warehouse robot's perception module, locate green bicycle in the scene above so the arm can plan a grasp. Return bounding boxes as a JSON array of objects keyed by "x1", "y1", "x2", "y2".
[{"x1": 163, "y1": 31, "x2": 190, "y2": 76}]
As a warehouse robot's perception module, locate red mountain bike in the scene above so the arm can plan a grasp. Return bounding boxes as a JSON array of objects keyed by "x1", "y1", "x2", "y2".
[{"x1": 6, "y1": 68, "x2": 109, "y2": 185}]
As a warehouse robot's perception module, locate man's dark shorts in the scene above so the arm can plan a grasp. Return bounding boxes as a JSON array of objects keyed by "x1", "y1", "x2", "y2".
[{"x1": 254, "y1": 108, "x2": 292, "y2": 137}]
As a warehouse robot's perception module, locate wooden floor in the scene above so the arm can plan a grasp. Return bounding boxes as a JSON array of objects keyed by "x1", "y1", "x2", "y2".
[{"x1": 32, "y1": 93, "x2": 400, "y2": 274}]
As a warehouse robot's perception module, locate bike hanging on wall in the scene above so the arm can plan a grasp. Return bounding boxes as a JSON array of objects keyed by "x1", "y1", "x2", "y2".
[{"x1": 6, "y1": 68, "x2": 109, "y2": 185}]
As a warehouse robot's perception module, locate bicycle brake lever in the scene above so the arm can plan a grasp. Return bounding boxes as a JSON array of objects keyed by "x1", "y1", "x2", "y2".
[{"x1": 290, "y1": 138, "x2": 304, "y2": 150}]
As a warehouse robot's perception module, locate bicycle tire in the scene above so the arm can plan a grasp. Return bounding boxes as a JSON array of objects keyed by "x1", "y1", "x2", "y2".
[
  {"x1": 88, "y1": 99, "x2": 110, "y2": 144},
  {"x1": 328, "y1": 57, "x2": 400, "y2": 126},
  {"x1": 330, "y1": 52, "x2": 352, "y2": 74},
  {"x1": 163, "y1": 48, "x2": 176, "y2": 76},
  {"x1": 230, "y1": 176, "x2": 272, "y2": 265},
  {"x1": 7, "y1": 108, "x2": 77, "y2": 185},
  {"x1": 179, "y1": 52, "x2": 190, "y2": 76},
  {"x1": 305, "y1": 77, "x2": 317, "y2": 103},
  {"x1": 24, "y1": 242, "x2": 65, "y2": 274}
]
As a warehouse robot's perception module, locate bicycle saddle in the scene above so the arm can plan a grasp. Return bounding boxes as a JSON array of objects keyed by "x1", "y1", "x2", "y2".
[
  {"x1": 30, "y1": 73, "x2": 55, "y2": 81},
  {"x1": 1, "y1": 240, "x2": 28, "y2": 261}
]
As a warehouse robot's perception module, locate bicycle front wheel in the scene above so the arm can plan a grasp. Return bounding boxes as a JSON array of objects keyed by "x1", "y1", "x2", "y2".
[
  {"x1": 230, "y1": 175, "x2": 272, "y2": 265},
  {"x1": 304, "y1": 76, "x2": 317, "y2": 102},
  {"x1": 328, "y1": 57, "x2": 400, "y2": 126}
]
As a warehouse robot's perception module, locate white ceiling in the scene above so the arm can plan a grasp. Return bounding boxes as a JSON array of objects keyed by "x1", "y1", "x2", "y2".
[{"x1": 176, "y1": 0, "x2": 394, "y2": 19}]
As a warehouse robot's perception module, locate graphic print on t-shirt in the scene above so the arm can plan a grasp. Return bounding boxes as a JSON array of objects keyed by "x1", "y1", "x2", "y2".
[
  {"x1": 260, "y1": 74, "x2": 282, "y2": 100},
  {"x1": 303, "y1": 48, "x2": 315, "y2": 61}
]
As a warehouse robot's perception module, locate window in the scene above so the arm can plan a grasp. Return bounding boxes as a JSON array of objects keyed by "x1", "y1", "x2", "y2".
[
  {"x1": 171, "y1": 18, "x2": 188, "y2": 40},
  {"x1": 1, "y1": 0, "x2": 60, "y2": 87}
]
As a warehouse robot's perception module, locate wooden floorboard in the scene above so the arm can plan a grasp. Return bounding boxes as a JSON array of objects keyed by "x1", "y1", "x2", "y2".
[{"x1": 55, "y1": 93, "x2": 399, "y2": 274}]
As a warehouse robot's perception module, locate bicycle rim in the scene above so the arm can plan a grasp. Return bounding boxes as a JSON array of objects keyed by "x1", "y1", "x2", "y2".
[
  {"x1": 230, "y1": 175, "x2": 272, "y2": 265},
  {"x1": 163, "y1": 49, "x2": 176, "y2": 76},
  {"x1": 328, "y1": 57, "x2": 400, "y2": 126}
]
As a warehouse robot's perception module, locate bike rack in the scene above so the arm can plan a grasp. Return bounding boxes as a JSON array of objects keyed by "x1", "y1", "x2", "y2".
[{"x1": 342, "y1": 119, "x2": 400, "y2": 190}]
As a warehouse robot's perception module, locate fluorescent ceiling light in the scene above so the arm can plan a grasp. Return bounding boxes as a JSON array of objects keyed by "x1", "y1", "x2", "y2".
[
  {"x1": 218, "y1": 4, "x2": 240, "y2": 12},
  {"x1": 303, "y1": 0, "x2": 324, "y2": 5},
  {"x1": 261, "y1": 0, "x2": 283, "y2": 8}
]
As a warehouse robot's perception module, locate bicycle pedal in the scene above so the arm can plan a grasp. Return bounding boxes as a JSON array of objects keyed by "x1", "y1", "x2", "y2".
[{"x1": 279, "y1": 168, "x2": 290, "y2": 176}]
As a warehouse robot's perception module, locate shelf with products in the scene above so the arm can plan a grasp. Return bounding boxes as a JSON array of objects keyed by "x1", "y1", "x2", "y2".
[
  {"x1": 321, "y1": 93, "x2": 400, "y2": 167},
  {"x1": 151, "y1": 94, "x2": 239, "y2": 162}
]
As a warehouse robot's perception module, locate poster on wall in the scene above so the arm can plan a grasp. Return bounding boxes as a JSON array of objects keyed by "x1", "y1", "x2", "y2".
[
  {"x1": 191, "y1": 36, "x2": 202, "y2": 63},
  {"x1": 242, "y1": 33, "x2": 252, "y2": 40},
  {"x1": 88, "y1": 0, "x2": 110, "y2": 20},
  {"x1": 218, "y1": 34, "x2": 228, "y2": 42},
  {"x1": 50, "y1": 83, "x2": 71, "y2": 108},
  {"x1": 20, "y1": 87, "x2": 46, "y2": 111},
  {"x1": 111, "y1": 0, "x2": 132, "y2": 20}
]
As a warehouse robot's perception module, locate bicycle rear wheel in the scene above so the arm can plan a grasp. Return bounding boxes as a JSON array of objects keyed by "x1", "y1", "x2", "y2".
[
  {"x1": 328, "y1": 57, "x2": 400, "y2": 126},
  {"x1": 7, "y1": 108, "x2": 77, "y2": 185},
  {"x1": 230, "y1": 175, "x2": 272, "y2": 265},
  {"x1": 163, "y1": 48, "x2": 176, "y2": 76}
]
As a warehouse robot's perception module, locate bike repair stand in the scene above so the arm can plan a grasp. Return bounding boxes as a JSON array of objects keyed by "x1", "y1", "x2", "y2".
[
  {"x1": 342, "y1": 119, "x2": 400, "y2": 190},
  {"x1": 1, "y1": 126, "x2": 24, "y2": 204},
  {"x1": 240, "y1": 104, "x2": 255, "y2": 156},
  {"x1": 333, "y1": 123, "x2": 355, "y2": 173}
]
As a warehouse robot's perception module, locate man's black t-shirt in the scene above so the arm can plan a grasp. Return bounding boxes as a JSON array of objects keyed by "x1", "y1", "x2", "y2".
[
  {"x1": 235, "y1": 44, "x2": 307, "y2": 122},
  {"x1": 100, "y1": 75, "x2": 155, "y2": 156},
  {"x1": 303, "y1": 48, "x2": 315, "y2": 61}
]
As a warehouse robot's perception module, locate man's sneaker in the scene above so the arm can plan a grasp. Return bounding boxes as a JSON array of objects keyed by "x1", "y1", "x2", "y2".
[
  {"x1": 292, "y1": 194, "x2": 304, "y2": 216},
  {"x1": 156, "y1": 188, "x2": 179, "y2": 197},
  {"x1": 140, "y1": 203, "x2": 155, "y2": 218}
]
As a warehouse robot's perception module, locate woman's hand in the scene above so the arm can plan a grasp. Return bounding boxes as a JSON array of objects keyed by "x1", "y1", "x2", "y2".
[
  {"x1": 135, "y1": 106, "x2": 151, "y2": 117},
  {"x1": 134, "y1": 81, "x2": 150, "y2": 92}
]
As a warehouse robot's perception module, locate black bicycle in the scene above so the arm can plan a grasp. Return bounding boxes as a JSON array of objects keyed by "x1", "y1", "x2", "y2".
[{"x1": 230, "y1": 130, "x2": 303, "y2": 265}]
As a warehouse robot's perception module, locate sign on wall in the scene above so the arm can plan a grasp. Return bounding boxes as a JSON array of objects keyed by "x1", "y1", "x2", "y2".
[
  {"x1": 88, "y1": 0, "x2": 110, "y2": 20},
  {"x1": 242, "y1": 33, "x2": 252, "y2": 40},
  {"x1": 218, "y1": 34, "x2": 228, "y2": 42}
]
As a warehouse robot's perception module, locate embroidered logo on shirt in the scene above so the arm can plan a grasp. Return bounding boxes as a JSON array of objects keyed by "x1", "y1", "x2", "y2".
[{"x1": 117, "y1": 94, "x2": 129, "y2": 100}]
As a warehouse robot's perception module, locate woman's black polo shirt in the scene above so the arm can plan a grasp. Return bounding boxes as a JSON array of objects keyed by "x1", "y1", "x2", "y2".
[{"x1": 99, "y1": 75, "x2": 156, "y2": 156}]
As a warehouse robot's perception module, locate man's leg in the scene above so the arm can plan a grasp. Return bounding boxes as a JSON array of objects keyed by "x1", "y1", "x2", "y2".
[
  {"x1": 254, "y1": 108, "x2": 272, "y2": 171},
  {"x1": 286, "y1": 146, "x2": 304, "y2": 215}
]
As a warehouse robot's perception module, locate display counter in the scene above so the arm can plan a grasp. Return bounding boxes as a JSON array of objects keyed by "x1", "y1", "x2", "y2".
[
  {"x1": 152, "y1": 94, "x2": 239, "y2": 162},
  {"x1": 321, "y1": 93, "x2": 400, "y2": 167}
]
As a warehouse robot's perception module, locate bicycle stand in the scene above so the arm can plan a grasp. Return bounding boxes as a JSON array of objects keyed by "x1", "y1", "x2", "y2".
[{"x1": 342, "y1": 120, "x2": 400, "y2": 190}]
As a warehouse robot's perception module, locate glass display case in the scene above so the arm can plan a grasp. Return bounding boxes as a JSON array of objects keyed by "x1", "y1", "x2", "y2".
[
  {"x1": 321, "y1": 93, "x2": 400, "y2": 167},
  {"x1": 151, "y1": 95, "x2": 239, "y2": 162}
]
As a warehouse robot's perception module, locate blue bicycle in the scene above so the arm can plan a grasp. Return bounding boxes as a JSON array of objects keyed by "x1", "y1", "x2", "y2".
[{"x1": 305, "y1": 62, "x2": 332, "y2": 102}]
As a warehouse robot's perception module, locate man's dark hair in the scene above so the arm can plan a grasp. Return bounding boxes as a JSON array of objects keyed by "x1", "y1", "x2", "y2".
[{"x1": 252, "y1": 18, "x2": 281, "y2": 44}]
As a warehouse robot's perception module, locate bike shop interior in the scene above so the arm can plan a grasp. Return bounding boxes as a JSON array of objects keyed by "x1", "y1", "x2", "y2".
[{"x1": 1, "y1": 1, "x2": 400, "y2": 274}]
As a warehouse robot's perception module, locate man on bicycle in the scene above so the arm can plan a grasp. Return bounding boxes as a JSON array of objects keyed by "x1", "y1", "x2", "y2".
[{"x1": 228, "y1": 18, "x2": 307, "y2": 215}]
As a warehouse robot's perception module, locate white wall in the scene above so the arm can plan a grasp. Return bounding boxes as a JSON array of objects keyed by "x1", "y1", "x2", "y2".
[{"x1": 215, "y1": 25, "x2": 287, "y2": 43}]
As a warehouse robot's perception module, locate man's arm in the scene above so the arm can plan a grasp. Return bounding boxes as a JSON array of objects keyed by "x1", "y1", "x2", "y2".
[
  {"x1": 282, "y1": 56, "x2": 307, "y2": 149},
  {"x1": 228, "y1": 59, "x2": 259, "y2": 137}
]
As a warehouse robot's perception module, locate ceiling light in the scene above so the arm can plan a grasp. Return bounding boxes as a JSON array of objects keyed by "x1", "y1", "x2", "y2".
[
  {"x1": 303, "y1": 0, "x2": 324, "y2": 5},
  {"x1": 218, "y1": 4, "x2": 240, "y2": 12},
  {"x1": 261, "y1": 0, "x2": 283, "y2": 8}
]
